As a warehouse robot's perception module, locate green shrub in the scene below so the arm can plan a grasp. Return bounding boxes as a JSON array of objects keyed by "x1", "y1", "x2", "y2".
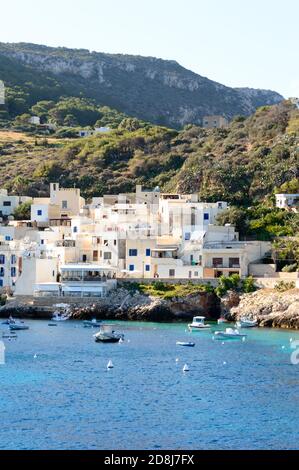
[{"x1": 274, "y1": 281, "x2": 296, "y2": 292}]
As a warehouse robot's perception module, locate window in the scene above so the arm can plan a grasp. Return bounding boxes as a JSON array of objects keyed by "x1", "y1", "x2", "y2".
[
  {"x1": 93, "y1": 251, "x2": 98, "y2": 262},
  {"x1": 41, "y1": 240, "x2": 44, "y2": 245},
  {"x1": 82, "y1": 254, "x2": 87, "y2": 262},
  {"x1": 185, "y1": 233, "x2": 191, "y2": 241},
  {"x1": 11, "y1": 255, "x2": 16, "y2": 265},
  {"x1": 146, "y1": 249, "x2": 151, "y2": 257},
  {"x1": 62, "y1": 200, "x2": 68, "y2": 209},
  {"x1": 114, "y1": 240, "x2": 117, "y2": 246},
  {"x1": 5, "y1": 235, "x2": 11, "y2": 241},
  {"x1": 37, "y1": 210, "x2": 42, "y2": 216},
  {"x1": 0, "y1": 267, "x2": 4, "y2": 277},
  {"x1": 229, "y1": 258, "x2": 240, "y2": 268},
  {"x1": 194, "y1": 271, "x2": 199, "y2": 277},
  {"x1": 73, "y1": 226, "x2": 78, "y2": 233},
  {"x1": 0, "y1": 255, "x2": 5, "y2": 265},
  {"x1": 11, "y1": 267, "x2": 16, "y2": 277},
  {"x1": 213, "y1": 258, "x2": 223, "y2": 267},
  {"x1": 3, "y1": 201, "x2": 11, "y2": 207},
  {"x1": 129, "y1": 249, "x2": 138, "y2": 256},
  {"x1": 129, "y1": 265, "x2": 135, "y2": 272},
  {"x1": 204, "y1": 213, "x2": 209, "y2": 221},
  {"x1": 0, "y1": 280, "x2": 2, "y2": 287},
  {"x1": 169, "y1": 269, "x2": 175, "y2": 277},
  {"x1": 145, "y1": 265, "x2": 150, "y2": 272},
  {"x1": 104, "y1": 252, "x2": 112, "y2": 260}
]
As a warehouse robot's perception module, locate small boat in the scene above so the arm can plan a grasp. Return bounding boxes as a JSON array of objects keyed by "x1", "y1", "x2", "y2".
[
  {"x1": 183, "y1": 364, "x2": 190, "y2": 372},
  {"x1": 214, "y1": 328, "x2": 247, "y2": 340},
  {"x1": 9, "y1": 322, "x2": 29, "y2": 331},
  {"x1": 2, "y1": 332, "x2": 17, "y2": 339},
  {"x1": 107, "y1": 360, "x2": 114, "y2": 369},
  {"x1": 218, "y1": 317, "x2": 229, "y2": 324},
  {"x1": 52, "y1": 310, "x2": 69, "y2": 322},
  {"x1": 48, "y1": 323, "x2": 58, "y2": 327},
  {"x1": 176, "y1": 341, "x2": 195, "y2": 347},
  {"x1": 94, "y1": 325, "x2": 124, "y2": 344},
  {"x1": 236, "y1": 318, "x2": 258, "y2": 328},
  {"x1": 188, "y1": 316, "x2": 211, "y2": 331},
  {"x1": 83, "y1": 319, "x2": 102, "y2": 328}
]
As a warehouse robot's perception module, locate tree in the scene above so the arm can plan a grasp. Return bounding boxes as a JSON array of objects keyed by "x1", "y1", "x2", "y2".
[
  {"x1": 215, "y1": 206, "x2": 249, "y2": 236},
  {"x1": 13, "y1": 201, "x2": 32, "y2": 220}
]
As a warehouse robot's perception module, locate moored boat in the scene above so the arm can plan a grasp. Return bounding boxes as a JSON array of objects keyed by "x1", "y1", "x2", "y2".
[
  {"x1": 218, "y1": 317, "x2": 229, "y2": 324},
  {"x1": 214, "y1": 328, "x2": 247, "y2": 340},
  {"x1": 176, "y1": 341, "x2": 195, "y2": 347},
  {"x1": 236, "y1": 318, "x2": 258, "y2": 329},
  {"x1": 188, "y1": 316, "x2": 211, "y2": 331},
  {"x1": 83, "y1": 319, "x2": 102, "y2": 328},
  {"x1": 94, "y1": 325, "x2": 124, "y2": 343},
  {"x1": 9, "y1": 322, "x2": 29, "y2": 331}
]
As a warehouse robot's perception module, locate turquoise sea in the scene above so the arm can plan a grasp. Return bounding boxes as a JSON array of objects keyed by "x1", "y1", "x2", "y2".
[{"x1": 0, "y1": 320, "x2": 299, "y2": 450}]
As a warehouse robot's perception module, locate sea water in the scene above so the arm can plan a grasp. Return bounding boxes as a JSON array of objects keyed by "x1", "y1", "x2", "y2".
[{"x1": 0, "y1": 320, "x2": 298, "y2": 450}]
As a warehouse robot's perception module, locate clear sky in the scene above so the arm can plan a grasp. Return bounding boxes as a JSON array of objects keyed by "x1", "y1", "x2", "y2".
[{"x1": 1, "y1": 0, "x2": 298, "y2": 97}]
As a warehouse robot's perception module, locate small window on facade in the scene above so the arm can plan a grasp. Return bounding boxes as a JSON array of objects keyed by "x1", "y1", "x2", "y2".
[
  {"x1": 204, "y1": 213, "x2": 209, "y2": 221},
  {"x1": 129, "y1": 265, "x2": 135, "y2": 272},
  {"x1": 185, "y1": 233, "x2": 191, "y2": 241},
  {"x1": 5, "y1": 236, "x2": 11, "y2": 241},
  {"x1": 145, "y1": 265, "x2": 150, "y2": 272},
  {"x1": 11, "y1": 267, "x2": 16, "y2": 277},
  {"x1": 62, "y1": 200, "x2": 68, "y2": 209},
  {"x1": 0, "y1": 255, "x2": 5, "y2": 264},
  {"x1": 0, "y1": 267, "x2": 4, "y2": 277},
  {"x1": 3, "y1": 201, "x2": 11, "y2": 206},
  {"x1": 37, "y1": 210, "x2": 42, "y2": 216},
  {"x1": 104, "y1": 252, "x2": 112, "y2": 260},
  {"x1": 11, "y1": 255, "x2": 16, "y2": 265},
  {"x1": 169, "y1": 269, "x2": 175, "y2": 277},
  {"x1": 146, "y1": 249, "x2": 151, "y2": 257},
  {"x1": 73, "y1": 226, "x2": 78, "y2": 233},
  {"x1": 129, "y1": 249, "x2": 138, "y2": 256}
]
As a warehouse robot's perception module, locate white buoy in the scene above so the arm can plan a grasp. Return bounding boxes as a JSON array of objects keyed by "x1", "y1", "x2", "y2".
[
  {"x1": 34, "y1": 354, "x2": 38, "y2": 359},
  {"x1": 282, "y1": 346, "x2": 285, "y2": 350},
  {"x1": 176, "y1": 358, "x2": 179, "y2": 363},
  {"x1": 223, "y1": 361, "x2": 227, "y2": 365},
  {"x1": 183, "y1": 364, "x2": 189, "y2": 372},
  {"x1": 242, "y1": 337, "x2": 246, "y2": 342},
  {"x1": 119, "y1": 338, "x2": 124, "y2": 344},
  {"x1": 107, "y1": 360, "x2": 114, "y2": 369}
]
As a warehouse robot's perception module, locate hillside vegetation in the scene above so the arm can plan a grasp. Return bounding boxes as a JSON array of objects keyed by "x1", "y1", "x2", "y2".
[{"x1": 0, "y1": 101, "x2": 298, "y2": 239}]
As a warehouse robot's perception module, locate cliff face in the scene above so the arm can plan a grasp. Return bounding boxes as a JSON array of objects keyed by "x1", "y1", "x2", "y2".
[
  {"x1": 0, "y1": 42, "x2": 283, "y2": 128},
  {"x1": 230, "y1": 289, "x2": 299, "y2": 329}
]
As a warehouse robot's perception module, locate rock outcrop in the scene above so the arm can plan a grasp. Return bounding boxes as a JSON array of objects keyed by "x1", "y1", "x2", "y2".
[
  {"x1": 0, "y1": 288, "x2": 220, "y2": 323},
  {"x1": 0, "y1": 42, "x2": 283, "y2": 128},
  {"x1": 230, "y1": 289, "x2": 299, "y2": 329}
]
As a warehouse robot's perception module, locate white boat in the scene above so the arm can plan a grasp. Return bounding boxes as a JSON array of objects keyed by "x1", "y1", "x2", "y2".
[
  {"x1": 52, "y1": 310, "x2": 69, "y2": 322},
  {"x1": 236, "y1": 318, "x2": 258, "y2": 329},
  {"x1": 217, "y1": 317, "x2": 229, "y2": 324},
  {"x1": 214, "y1": 328, "x2": 247, "y2": 340},
  {"x1": 188, "y1": 316, "x2": 211, "y2": 331},
  {"x1": 83, "y1": 319, "x2": 102, "y2": 328},
  {"x1": 9, "y1": 322, "x2": 29, "y2": 331},
  {"x1": 94, "y1": 325, "x2": 124, "y2": 343},
  {"x1": 176, "y1": 341, "x2": 195, "y2": 347}
]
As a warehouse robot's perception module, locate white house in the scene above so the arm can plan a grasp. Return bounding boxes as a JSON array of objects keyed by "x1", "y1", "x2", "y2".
[{"x1": 275, "y1": 194, "x2": 299, "y2": 211}]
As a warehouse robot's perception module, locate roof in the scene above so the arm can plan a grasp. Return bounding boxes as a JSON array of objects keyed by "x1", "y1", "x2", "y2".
[{"x1": 60, "y1": 264, "x2": 116, "y2": 271}]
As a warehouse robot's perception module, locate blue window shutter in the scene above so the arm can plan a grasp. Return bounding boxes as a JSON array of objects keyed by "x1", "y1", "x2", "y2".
[
  {"x1": 204, "y1": 213, "x2": 209, "y2": 221},
  {"x1": 146, "y1": 249, "x2": 151, "y2": 256},
  {"x1": 129, "y1": 265, "x2": 135, "y2": 272},
  {"x1": 145, "y1": 265, "x2": 150, "y2": 272}
]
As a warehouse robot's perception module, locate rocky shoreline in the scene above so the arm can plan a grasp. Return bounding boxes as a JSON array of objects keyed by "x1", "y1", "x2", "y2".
[
  {"x1": 0, "y1": 288, "x2": 221, "y2": 323},
  {"x1": 1, "y1": 287, "x2": 299, "y2": 329},
  {"x1": 229, "y1": 289, "x2": 299, "y2": 329}
]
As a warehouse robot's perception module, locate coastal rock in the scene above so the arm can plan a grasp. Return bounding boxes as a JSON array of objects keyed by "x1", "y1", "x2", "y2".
[
  {"x1": 230, "y1": 289, "x2": 299, "y2": 329},
  {"x1": 220, "y1": 290, "x2": 241, "y2": 318}
]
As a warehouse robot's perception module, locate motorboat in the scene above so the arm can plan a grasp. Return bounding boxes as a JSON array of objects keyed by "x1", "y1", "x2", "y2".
[
  {"x1": 176, "y1": 342, "x2": 195, "y2": 347},
  {"x1": 52, "y1": 310, "x2": 70, "y2": 322},
  {"x1": 83, "y1": 319, "x2": 102, "y2": 328},
  {"x1": 94, "y1": 325, "x2": 124, "y2": 343},
  {"x1": 2, "y1": 331, "x2": 17, "y2": 339},
  {"x1": 236, "y1": 317, "x2": 258, "y2": 328},
  {"x1": 188, "y1": 316, "x2": 211, "y2": 331},
  {"x1": 214, "y1": 328, "x2": 247, "y2": 340},
  {"x1": 9, "y1": 322, "x2": 29, "y2": 331},
  {"x1": 217, "y1": 317, "x2": 229, "y2": 324}
]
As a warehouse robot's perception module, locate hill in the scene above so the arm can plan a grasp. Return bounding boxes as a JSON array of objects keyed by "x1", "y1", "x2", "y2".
[
  {"x1": 0, "y1": 101, "x2": 298, "y2": 240},
  {"x1": 0, "y1": 42, "x2": 283, "y2": 128}
]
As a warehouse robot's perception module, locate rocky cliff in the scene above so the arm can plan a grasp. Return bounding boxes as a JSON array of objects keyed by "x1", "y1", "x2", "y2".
[
  {"x1": 230, "y1": 289, "x2": 299, "y2": 329},
  {"x1": 0, "y1": 287, "x2": 220, "y2": 322},
  {"x1": 0, "y1": 42, "x2": 283, "y2": 128}
]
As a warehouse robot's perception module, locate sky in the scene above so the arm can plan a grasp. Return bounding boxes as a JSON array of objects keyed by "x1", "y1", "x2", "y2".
[{"x1": 1, "y1": 0, "x2": 298, "y2": 97}]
